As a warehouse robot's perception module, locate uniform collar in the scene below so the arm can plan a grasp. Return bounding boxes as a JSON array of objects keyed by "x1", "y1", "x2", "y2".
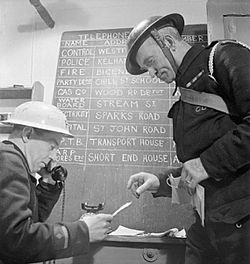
[{"x1": 176, "y1": 44, "x2": 205, "y2": 78}]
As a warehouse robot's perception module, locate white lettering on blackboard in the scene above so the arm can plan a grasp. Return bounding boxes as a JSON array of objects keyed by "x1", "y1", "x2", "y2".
[
  {"x1": 59, "y1": 68, "x2": 86, "y2": 76},
  {"x1": 139, "y1": 112, "x2": 160, "y2": 121},
  {"x1": 171, "y1": 154, "x2": 180, "y2": 164},
  {"x1": 57, "y1": 97, "x2": 86, "y2": 108},
  {"x1": 182, "y1": 34, "x2": 206, "y2": 43},
  {"x1": 89, "y1": 137, "x2": 136, "y2": 147},
  {"x1": 142, "y1": 125, "x2": 167, "y2": 134},
  {"x1": 56, "y1": 78, "x2": 92, "y2": 86},
  {"x1": 75, "y1": 89, "x2": 87, "y2": 96},
  {"x1": 96, "y1": 99, "x2": 139, "y2": 109},
  {"x1": 64, "y1": 39, "x2": 87, "y2": 47},
  {"x1": 95, "y1": 68, "x2": 127, "y2": 76},
  {"x1": 56, "y1": 155, "x2": 73, "y2": 162},
  {"x1": 142, "y1": 153, "x2": 169, "y2": 163},
  {"x1": 95, "y1": 111, "x2": 133, "y2": 121},
  {"x1": 94, "y1": 89, "x2": 123, "y2": 97},
  {"x1": 60, "y1": 58, "x2": 91, "y2": 66},
  {"x1": 122, "y1": 154, "x2": 138, "y2": 162},
  {"x1": 140, "y1": 89, "x2": 166, "y2": 96},
  {"x1": 61, "y1": 137, "x2": 74, "y2": 146},
  {"x1": 104, "y1": 39, "x2": 127, "y2": 45},
  {"x1": 57, "y1": 149, "x2": 76, "y2": 156},
  {"x1": 77, "y1": 31, "x2": 130, "y2": 41},
  {"x1": 97, "y1": 47, "x2": 126, "y2": 55},
  {"x1": 109, "y1": 125, "x2": 138, "y2": 133},
  {"x1": 131, "y1": 76, "x2": 164, "y2": 84},
  {"x1": 61, "y1": 48, "x2": 95, "y2": 57},
  {"x1": 88, "y1": 152, "x2": 115, "y2": 162},
  {"x1": 61, "y1": 138, "x2": 85, "y2": 147},
  {"x1": 64, "y1": 110, "x2": 88, "y2": 118},
  {"x1": 95, "y1": 78, "x2": 118, "y2": 86},
  {"x1": 57, "y1": 88, "x2": 72, "y2": 96},
  {"x1": 127, "y1": 89, "x2": 138, "y2": 96},
  {"x1": 145, "y1": 100, "x2": 156, "y2": 108},
  {"x1": 97, "y1": 57, "x2": 125, "y2": 65},
  {"x1": 139, "y1": 138, "x2": 164, "y2": 148},
  {"x1": 68, "y1": 123, "x2": 87, "y2": 131},
  {"x1": 92, "y1": 124, "x2": 105, "y2": 133}
]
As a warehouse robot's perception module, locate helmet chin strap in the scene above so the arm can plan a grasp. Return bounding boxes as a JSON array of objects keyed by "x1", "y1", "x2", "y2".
[{"x1": 150, "y1": 29, "x2": 178, "y2": 73}]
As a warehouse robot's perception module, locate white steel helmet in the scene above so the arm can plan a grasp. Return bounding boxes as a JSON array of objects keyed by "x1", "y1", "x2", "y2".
[{"x1": 2, "y1": 101, "x2": 73, "y2": 138}]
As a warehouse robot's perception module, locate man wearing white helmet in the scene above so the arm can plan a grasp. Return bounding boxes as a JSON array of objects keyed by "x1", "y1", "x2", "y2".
[
  {"x1": 0, "y1": 101, "x2": 113, "y2": 264},
  {"x1": 126, "y1": 13, "x2": 250, "y2": 264}
]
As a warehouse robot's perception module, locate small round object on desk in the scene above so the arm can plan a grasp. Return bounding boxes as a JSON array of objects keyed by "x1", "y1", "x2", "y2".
[{"x1": 142, "y1": 248, "x2": 158, "y2": 262}]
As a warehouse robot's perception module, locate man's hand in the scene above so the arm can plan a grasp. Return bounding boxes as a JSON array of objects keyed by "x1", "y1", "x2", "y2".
[
  {"x1": 80, "y1": 213, "x2": 113, "y2": 242},
  {"x1": 127, "y1": 172, "x2": 160, "y2": 198},
  {"x1": 179, "y1": 158, "x2": 209, "y2": 195},
  {"x1": 37, "y1": 167, "x2": 56, "y2": 185}
]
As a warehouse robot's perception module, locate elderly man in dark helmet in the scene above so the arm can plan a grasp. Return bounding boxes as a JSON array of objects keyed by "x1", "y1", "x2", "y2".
[
  {"x1": 0, "y1": 101, "x2": 113, "y2": 264},
  {"x1": 126, "y1": 13, "x2": 250, "y2": 264}
]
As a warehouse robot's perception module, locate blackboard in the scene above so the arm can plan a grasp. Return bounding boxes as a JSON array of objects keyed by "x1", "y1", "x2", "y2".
[{"x1": 51, "y1": 25, "x2": 207, "y2": 233}]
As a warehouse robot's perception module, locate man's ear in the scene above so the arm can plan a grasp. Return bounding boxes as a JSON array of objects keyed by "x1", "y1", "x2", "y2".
[
  {"x1": 22, "y1": 127, "x2": 33, "y2": 143},
  {"x1": 163, "y1": 35, "x2": 176, "y2": 51}
]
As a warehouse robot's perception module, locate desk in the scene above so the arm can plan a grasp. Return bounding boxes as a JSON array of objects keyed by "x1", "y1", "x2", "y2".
[{"x1": 72, "y1": 236, "x2": 186, "y2": 264}]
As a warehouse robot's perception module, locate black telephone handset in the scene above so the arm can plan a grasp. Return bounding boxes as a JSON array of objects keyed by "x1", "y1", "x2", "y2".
[
  {"x1": 43, "y1": 161, "x2": 68, "y2": 183},
  {"x1": 50, "y1": 165, "x2": 68, "y2": 182}
]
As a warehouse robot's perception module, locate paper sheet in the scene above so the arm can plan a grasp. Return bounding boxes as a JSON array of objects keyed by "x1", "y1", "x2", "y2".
[
  {"x1": 191, "y1": 184, "x2": 205, "y2": 226},
  {"x1": 148, "y1": 228, "x2": 186, "y2": 238},
  {"x1": 109, "y1": 225, "x2": 186, "y2": 238},
  {"x1": 168, "y1": 176, "x2": 205, "y2": 226},
  {"x1": 109, "y1": 225, "x2": 144, "y2": 236}
]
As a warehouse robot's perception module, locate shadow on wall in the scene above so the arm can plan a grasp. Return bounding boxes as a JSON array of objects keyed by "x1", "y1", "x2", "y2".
[{"x1": 18, "y1": 0, "x2": 89, "y2": 32}]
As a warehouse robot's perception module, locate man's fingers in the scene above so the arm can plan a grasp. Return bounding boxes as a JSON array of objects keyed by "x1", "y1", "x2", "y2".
[
  {"x1": 130, "y1": 181, "x2": 149, "y2": 198},
  {"x1": 178, "y1": 178, "x2": 185, "y2": 189},
  {"x1": 178, "y1": 177, "x2": 196, "y2": 196},
  {"x1": 183, "y1": 180, "x2": 196, "y2": 196},
  {"x1": 127, "y1": 178, "x2": 133, "y2": 189},
  {"x1": 187, "y1": 185, "x2": 196, "y2": 196},
  {"x1": 127, "y1": 174, "x2": 140, "y2": 189},
  {"x1": 136, "y1": 180, "x2": 152, "y2": 195},
  {"x1": 130, "y1": 182, "x2": 140, "y2": 198}
]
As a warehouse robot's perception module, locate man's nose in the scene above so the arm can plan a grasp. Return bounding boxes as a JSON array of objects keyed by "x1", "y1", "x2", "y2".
[
  {"x1": 148, "y1": 67, "x2": 157, "y2": 78},
  {"x1": 49, "y1": 149, "x2": 57, "y2": 161}
]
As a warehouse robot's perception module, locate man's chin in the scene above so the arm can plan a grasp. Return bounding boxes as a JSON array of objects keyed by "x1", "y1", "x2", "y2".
[
  {"x1": 161, "y1": 77, "x2": 171, "y2": 83},
  {"x1": 159, "y1": 74, "x2": 171, "y2": 83}
]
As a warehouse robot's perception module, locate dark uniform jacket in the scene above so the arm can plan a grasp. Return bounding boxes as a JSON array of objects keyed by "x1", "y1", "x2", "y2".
[
  {"x1": 0, "y1": 141, "x2": 89, "y2": 263},
  {"x1": 155, "y1": 41, "x2": 250, "y2": 224}
]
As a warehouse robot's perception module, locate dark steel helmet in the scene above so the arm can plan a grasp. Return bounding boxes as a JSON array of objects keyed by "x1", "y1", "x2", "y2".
[{"x1": 126, "y1": 13, "x2": 184, "y2": 75}]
